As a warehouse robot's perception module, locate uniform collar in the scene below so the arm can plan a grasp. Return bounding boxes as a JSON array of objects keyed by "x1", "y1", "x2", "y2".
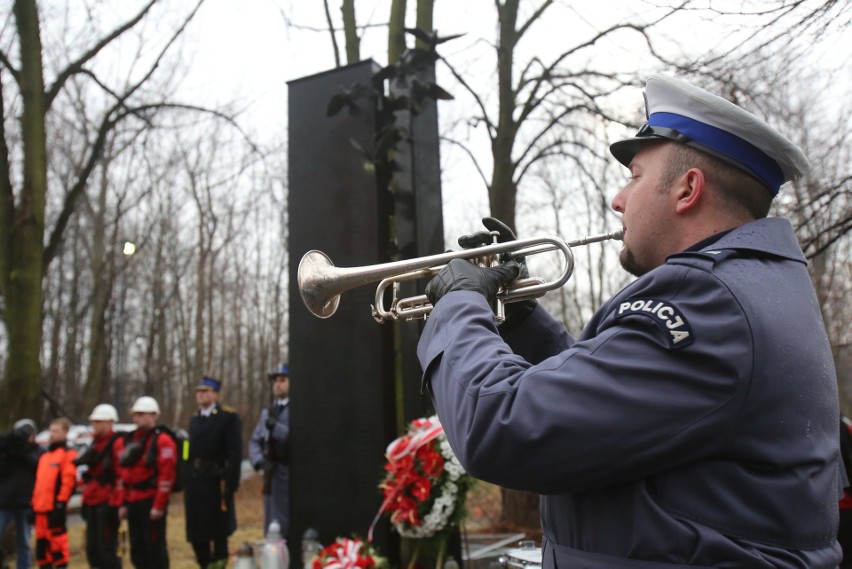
[
  {"x1": 685, "y1": 229, "x2": 734, "y2": 252},
  {"x1": 200, "y1": 403, "x2": 220, "y2": 417},
  {"x1": 671, "y1": 218, "x2": 806, "y2": 264}
]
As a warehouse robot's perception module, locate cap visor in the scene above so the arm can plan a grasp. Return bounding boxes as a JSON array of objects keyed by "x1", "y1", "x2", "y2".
[{"x1": 610, "y1": 136, "x2": 666, "y2": 168}]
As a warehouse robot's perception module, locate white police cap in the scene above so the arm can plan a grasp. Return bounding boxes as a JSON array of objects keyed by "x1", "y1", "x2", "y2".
[{"x1": 610, "y1": 73, "x2": 809, "y2": 196}]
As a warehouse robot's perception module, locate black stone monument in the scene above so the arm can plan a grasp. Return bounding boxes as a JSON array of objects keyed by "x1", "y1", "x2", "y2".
[{"x1": 287, "y1": 59, "x2": 444, "y2": 564}]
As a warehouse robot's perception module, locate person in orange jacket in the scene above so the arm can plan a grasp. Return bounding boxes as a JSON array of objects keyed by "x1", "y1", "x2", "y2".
[
  {"x1": 118, "y1": 396, "x2": 176, "y2": 569},
  {"x1": 76, "y1": 404, "x2": 125, "y2": 569},
  {"x1": 32, "y1": 417, "x2": 77, "y2": 569}
]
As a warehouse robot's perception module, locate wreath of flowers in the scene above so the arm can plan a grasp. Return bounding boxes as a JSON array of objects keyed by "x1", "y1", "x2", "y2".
[
  {"x1": 377, "y1": 415, "x2": 471, "y2": 539},
  {"x1": 312, "y1": 537, "x2": 386, "y2": 569}
]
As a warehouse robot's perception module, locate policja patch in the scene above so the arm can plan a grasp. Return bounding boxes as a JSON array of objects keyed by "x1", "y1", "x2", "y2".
[{"x1": 615, "y1": 298, "x2": 694, "y2": 348}]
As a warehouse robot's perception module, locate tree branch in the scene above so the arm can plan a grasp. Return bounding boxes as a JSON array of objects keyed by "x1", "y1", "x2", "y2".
[
  {"x1": 439, "y1": 135, "x2": 491, "y2": 191},
  {"x1": 44, "y1": 0, "x2": 159, "y2": 111},
  {"x1": 322, "y1": 0, "x2": 341, "y2": 67},
  {"x1": 516, "y1": 0, "x2": 554, "y2": 39},
  {"x1": 42, "y1": 98, "x2": 259, "y2": 269},
  {"x1": 0, "y1": 70, "x2": 14, "y2": 298},
  {"x1": 439, "y1": 55, "x2": 496, "y2": 139},
  {"x1": 0, "y1": 48, "x2": 20, "y2": 83},
  {"x1": 102, "y1": 0, "x2": 206, "y2": 120}
]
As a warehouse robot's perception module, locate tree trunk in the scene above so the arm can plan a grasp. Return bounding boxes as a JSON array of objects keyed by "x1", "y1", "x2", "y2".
[
  {"x1": 415, "y1": 0, "x2": 435, "y2": 44},
  {"x1": 84, "y1": 164, "x2": 113, "y2": 406},
  {"x1": 490, "y1": 0, "x2": 520, "y2": 231},
  {"x1": 341, "y1": 0, "x2": 360, "y2": 64},
  {"x1": 388, "y1": 0, "x2": 407, "y2": 64},
  {"x1": 323, "y1": 0, "x2": 341, "y2": 67},
  {"x1": 194, "y1": 222, "x2": 207, "y2": 384},
  {"x1": 0, "y1": 0, "x2": 49, "y2": 426}
]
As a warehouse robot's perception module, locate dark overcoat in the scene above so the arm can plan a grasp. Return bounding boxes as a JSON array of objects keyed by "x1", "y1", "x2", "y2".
[
  {"x1": 0, "y1": 431, "x2": 41, "y2": 509},
  {"x1": 184, "y1": 403, "x2": 242, "y2": 541}
]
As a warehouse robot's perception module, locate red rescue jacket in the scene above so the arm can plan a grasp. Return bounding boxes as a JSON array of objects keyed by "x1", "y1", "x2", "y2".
[
  {"x1": 118, "y1": 428, "x2": 176, "y2": 511},
  {"x1": 32, "y1": 443, "x2": 77, "y2": 513},
  {"x1": 80, "y1": 431, "x2": 124, "y2": 507}
]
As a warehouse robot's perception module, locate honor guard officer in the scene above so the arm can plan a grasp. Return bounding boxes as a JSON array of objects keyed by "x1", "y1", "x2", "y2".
[
  {"x1": 184, "y1": 376, "x2": 243, "y2": 569},
  {"x1": 249, "y1": 363, "x2": 290, "y2": 537},
  {"x1": 76, "y1": 404, "x2": 124, "y2": 569},
  {"x1": 419, "y1": 74, "x2": 841, "y2": 568},
  {"x1": 118, "y1": 396, "x2": 176, "y2": 569}
]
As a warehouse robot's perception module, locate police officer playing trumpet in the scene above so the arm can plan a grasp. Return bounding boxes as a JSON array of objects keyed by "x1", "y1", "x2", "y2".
[
  {"x1": 417, "y1": 74, "x2": 842, "y2": 567},
  {"x1": 185, "y1": 376, "x2": 242, "y2": 569}
]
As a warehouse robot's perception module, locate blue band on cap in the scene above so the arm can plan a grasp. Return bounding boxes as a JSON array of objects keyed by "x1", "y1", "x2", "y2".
[
  {"x1": 197, "y1": 376, "x2": 221, "y2": 392},
  {"x1": 649, "y1": 112, "x2": 784, "y2": 194},
  {"x1": 269, "y1": 364, "x2": 289, "y2": 377}
]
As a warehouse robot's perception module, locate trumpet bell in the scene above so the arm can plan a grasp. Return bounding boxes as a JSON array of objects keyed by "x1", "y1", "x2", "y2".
[{"x1": 298, "y1": 250, "x2": 340, "y2": 318}]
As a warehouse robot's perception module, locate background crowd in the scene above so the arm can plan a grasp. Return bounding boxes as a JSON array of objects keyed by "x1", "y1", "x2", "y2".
[{"x1": 0, "y1": 365, "x2": 290, "y2": 569}]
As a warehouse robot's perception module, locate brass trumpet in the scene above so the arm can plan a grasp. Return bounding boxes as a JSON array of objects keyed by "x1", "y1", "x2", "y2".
[{"x1": 298, "y1": 230, "x2": 623, "y2": 323}]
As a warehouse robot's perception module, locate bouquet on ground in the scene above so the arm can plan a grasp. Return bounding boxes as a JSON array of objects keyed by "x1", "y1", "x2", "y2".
[
  {"x1": 378, "y1": 415, "x2": 471, "y2": 539},
  {"x1": 312, "y1": 537, "x2": 388, "y2": 569}
]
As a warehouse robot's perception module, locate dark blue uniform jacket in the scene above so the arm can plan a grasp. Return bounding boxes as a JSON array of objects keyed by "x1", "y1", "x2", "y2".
[{"x1": 417, "y1": 218, "x2": 842, "y2": 568}]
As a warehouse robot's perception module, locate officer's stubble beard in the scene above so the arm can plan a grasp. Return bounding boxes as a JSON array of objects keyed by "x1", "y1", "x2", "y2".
[
  {"x1": 619, "y1": 224, "x2": 671, "y2": 278},
  {"x1": 619, "y1": 246, "x2": 645, "y2": 278}
]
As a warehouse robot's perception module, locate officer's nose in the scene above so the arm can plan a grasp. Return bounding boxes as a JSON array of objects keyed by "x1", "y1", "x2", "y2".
[{"x1": 611, "y1": 185, "x2": 627, "y2": 214}]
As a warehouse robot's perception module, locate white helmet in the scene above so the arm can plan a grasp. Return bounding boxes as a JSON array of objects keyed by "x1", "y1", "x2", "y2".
[
  {"x1": 88, "y1": 403, "x2": 119, "y2": 422},
  {"x1": 131, "y1": 396, "x2": 160, "y2": 415}
]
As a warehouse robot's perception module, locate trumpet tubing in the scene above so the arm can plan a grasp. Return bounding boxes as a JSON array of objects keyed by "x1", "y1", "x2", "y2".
[{"x1": 298, "y1": 229, "x2": 623, "y2": 322}]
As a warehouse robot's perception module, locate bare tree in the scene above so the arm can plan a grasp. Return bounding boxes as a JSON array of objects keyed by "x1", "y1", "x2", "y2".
[
  {"x1": 438, "y1": 1, "x2": 683, "y2": 232},
  {"x1": 0, "y1": 0, "x2": 204, "y2": 425},
  {"x1": 320, "y1": 0, "x2": 436, "y2": 68}
]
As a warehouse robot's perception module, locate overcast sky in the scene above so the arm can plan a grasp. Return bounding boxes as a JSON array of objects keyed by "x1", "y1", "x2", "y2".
[{"x1": 176, "y1": 0, "x2": 850, "y2": 239}]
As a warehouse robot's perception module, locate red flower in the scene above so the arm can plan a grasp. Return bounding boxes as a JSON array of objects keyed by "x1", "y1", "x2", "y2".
[
  {"x1": 374, "y1": 415, "x2": 470, "y2": 539},
  {"x1": 411, "y1": 475, "x2": 431, "y2": 502},
  {"x1": 313, "y1": 538, "x2": 380, "y2": 569},
  {"x1": 389, "y1": 495, "x2": 420, "y2": 525},
  {"x1": 417, "y1": 444, "x2": 445, "y2": 477}
]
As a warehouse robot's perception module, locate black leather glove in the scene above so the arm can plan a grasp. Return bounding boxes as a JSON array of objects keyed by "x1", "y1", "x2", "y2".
[
  {"x1": 457, "y1": 217, "x2": 536, "y2": 332},
  {"x1": 265, "y1": 416, "x2": 276, "y2": 431},
  {"x1": 426, "y1": 258, "x2": 520, "y2": 307},
  {"x1": 458, "y1": 217, "x2": 517, "y2": 251},
  {"x1": 255, "y1": 458, "x2": 274, "y2": 472},
  {"x1": 48, "y1": 502, "x2": 67, "y2": 531}
]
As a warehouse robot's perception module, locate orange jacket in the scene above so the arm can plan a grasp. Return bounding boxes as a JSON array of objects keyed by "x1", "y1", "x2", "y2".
[{"x1": 32, "y1": 443, "x2": 77, "y2": 513}]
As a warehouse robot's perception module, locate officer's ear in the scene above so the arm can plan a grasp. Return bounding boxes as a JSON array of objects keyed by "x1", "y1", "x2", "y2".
[{"x1": 675, "y1": 167, "x2": 705, "y2": 214}]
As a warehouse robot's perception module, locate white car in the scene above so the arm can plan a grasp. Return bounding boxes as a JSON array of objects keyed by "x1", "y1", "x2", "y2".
[{"x1": 35, "y1": 423, "x2": 136, "y2": 450}]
